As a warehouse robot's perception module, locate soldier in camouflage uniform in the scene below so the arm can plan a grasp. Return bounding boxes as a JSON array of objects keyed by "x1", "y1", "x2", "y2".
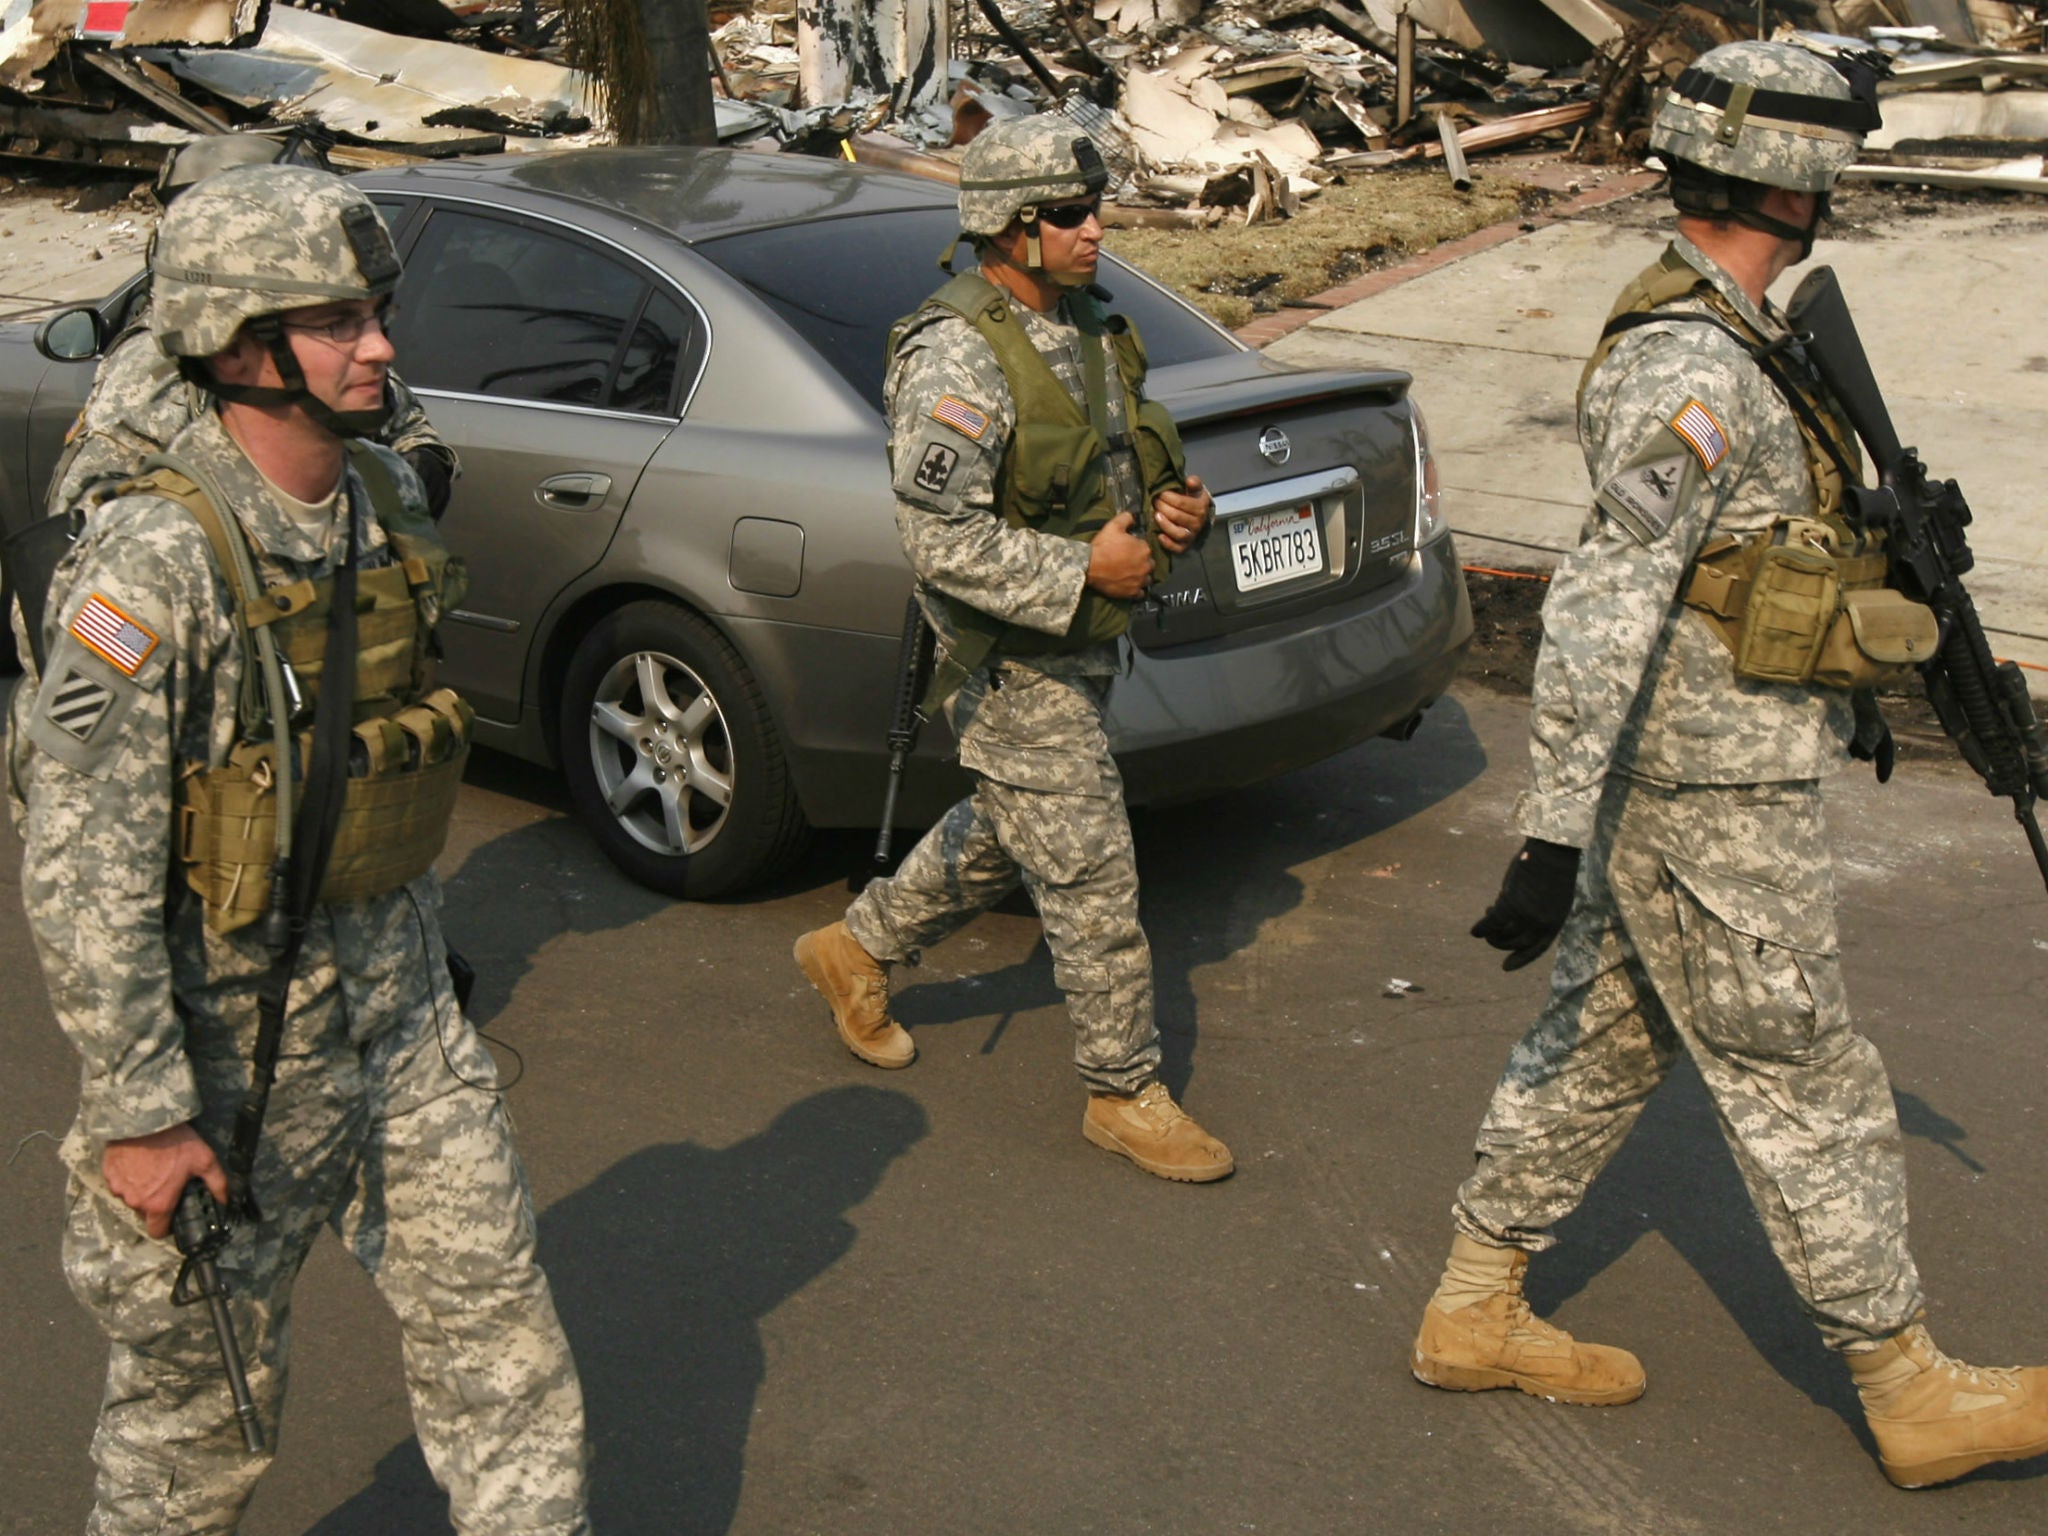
[
  {"x1": 1410, "y1": 40, "x2": 2048, "y2": 1488},
  {"x1": 793, "y1": 115, "x2": 1233, "y2": 1183},
  {"x1": 10, "y1": 166, "x2": 589, "y2": 1533}
]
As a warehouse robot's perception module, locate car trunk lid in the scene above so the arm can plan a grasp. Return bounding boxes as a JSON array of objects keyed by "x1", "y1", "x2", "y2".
[{"x1": 1133, "y1": 358, "x2": 1417, "y2": 651}]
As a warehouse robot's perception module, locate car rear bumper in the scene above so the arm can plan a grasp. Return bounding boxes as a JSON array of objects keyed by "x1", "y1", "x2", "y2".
[{"x1": 1111, "y1": 533, "x2": 1473, "y2": 806}]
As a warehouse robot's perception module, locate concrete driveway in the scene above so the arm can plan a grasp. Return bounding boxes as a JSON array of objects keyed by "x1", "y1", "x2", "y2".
[{"x1": 1267, "y1": 188, "x2": 2048, "y2": 670}]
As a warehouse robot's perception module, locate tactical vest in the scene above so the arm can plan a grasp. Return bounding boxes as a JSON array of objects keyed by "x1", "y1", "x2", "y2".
[
  {"x1": 1584, "y1": 247, "x2": 1935, "y2": 690},
  {"x1": 144, "y1": 447, "x2": 474, "y2": 934},
  {"x1": 891, "y1": 271, "x2": 1188, "y2": 709}
]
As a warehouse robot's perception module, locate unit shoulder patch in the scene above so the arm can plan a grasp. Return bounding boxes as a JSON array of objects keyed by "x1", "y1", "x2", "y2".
[
  {"x1": 913, "y1": 442, "x2": 959, "y2": 496},
  {"x1": 1596, "y1": 452, "x2": 1694, "y2": 546},
  {"x1": 46, "y1": 671, "x2": 115, "y2": 740},
  {"x1": 26, "y1": 646, "x2": 151, "y2": 778},
  {"x1": 69, "y1": 592, "x2": 159, "y2": 677},
  {"x1": 1668, "y1": 398, "x2": 1729, "y2": 471},
  {"x1": 931, "y1": 394, "x2": 992, "y2": 441}
]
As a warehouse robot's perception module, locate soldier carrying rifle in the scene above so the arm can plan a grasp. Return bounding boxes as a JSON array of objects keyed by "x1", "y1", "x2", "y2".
[
  {"x1": 1413, "y1": 38, "x2": 2048, "y2": 1489},
  {"x1": 9, "y1": 165, "x2": 589, "y2": 1534}
]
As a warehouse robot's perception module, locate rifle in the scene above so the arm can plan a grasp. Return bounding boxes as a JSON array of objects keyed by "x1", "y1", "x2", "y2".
[
  {"x1": 851, "y1": 595, "x2": 934, "y2": 893},
  {"x1": 171, "y1": 1179, "x2": 265, "y2": 1453},
  {"x1": 1787, "y1": 265, "x2": 2048, "y2": 892}
]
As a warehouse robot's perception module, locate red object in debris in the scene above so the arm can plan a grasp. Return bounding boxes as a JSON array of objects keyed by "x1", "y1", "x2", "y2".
[{"x1": 77, "y1": 0, "x2": 135, "y2": 40}]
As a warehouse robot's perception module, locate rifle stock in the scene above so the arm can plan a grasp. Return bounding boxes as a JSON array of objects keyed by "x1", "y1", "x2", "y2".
[{"x1": 1787, "y1": 266, "x2": 2048, "y2": 893}]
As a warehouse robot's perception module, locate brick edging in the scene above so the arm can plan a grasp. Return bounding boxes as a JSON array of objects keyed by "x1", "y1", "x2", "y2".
[{"x1": 1233, "y1": 169, "x2": 1661, "y2": 348}]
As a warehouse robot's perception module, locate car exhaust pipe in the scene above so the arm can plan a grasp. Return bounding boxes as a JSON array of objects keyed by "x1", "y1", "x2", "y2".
[{"x1": 1379, "y1": 708, "x2": 1427, "y2": 742}]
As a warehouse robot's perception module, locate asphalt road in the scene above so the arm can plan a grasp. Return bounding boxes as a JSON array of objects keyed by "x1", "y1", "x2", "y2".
[{"x1": 4, "y1": 669, "x2": 2046, "y2": 1534}]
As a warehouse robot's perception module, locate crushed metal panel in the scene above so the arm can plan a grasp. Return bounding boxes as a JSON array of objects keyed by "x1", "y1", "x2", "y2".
[
  {"x1": 2, "y1": 0, "x2": 262, "y2": 89},
  {"x1": 1867, "y1": 87, "x2": 2048, "y2": 151},
  {"x1": 1533, "y1": 0, "x2": 1624, "y2": 48},
  {"x1": 139, "y1": 4, "x2": 593, "y2": 142}
]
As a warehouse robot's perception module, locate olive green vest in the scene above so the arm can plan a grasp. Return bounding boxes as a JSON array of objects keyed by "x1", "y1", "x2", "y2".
[
  {"x1": 893, "y1": 271, "x2": 1187, "y2": 710},
  {"x1": 144, "y1": 447, "x2": 475, "y2": 933}
]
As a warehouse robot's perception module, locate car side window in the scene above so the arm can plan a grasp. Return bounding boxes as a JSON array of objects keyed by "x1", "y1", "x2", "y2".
[
  {"x1": 607, "y1": 289, "x2": 693, "y2": 416},
  {"x1": 391, "y1": 208, "x2": 657, "y2": 408}
]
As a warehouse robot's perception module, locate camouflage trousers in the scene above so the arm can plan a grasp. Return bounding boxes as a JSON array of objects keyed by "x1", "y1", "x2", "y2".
[
  {"x1": 61, "y1": 987, "x2": 590, "y2": 1534},
  {"x1": 846, "y1": 662, "x2": 1161, "y2": 1094},
  {"x1": 1455, "y1": 777, "x2": 1924, "y2": 1348}
]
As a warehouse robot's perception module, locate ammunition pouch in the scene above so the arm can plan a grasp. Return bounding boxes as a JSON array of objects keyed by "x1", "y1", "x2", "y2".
[
  {"x1": 177, "y1": 689, "x2": 472, "y2": 935},
  {"x1": 1683, "y1": 518, "x2": 1938, "y2": 689}
]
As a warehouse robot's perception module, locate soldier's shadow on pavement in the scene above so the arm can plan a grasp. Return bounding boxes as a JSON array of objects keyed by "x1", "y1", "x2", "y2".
[
  {"x1": 1524, "y1": 1062, "x2": 2003, "y2": 1450},
  {"x1": 883, "y1": 699, "x2": 1489, "y2": 1095},
  {"x1": 302, "y1": 1084, "x2": 929, "y2": 1536},
  {"x1": 433, "y1": 750, "x2": 676, "y2": 1027}
]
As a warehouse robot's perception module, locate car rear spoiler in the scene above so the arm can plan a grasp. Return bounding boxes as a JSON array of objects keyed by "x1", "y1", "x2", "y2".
[{"x1": 1148, "y1": 361, "x2": 1412, "y2": 429}]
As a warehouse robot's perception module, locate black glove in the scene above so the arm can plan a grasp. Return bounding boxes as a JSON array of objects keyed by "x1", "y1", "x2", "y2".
[
  {"x1": 1849, "y1": 689, "x2": 1895, "y2": 784},
  {"x1": 1471, "y1": 838, "x2": 1582, "y2": 972},
  {"x1": 403, "y1": 445, "x2": 456, "y2": 521}
]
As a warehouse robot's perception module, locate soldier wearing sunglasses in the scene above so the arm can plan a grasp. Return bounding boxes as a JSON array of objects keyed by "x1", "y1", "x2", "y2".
[{"x1": 796, "y1": 114, "x2": 1232, "y2": 1182}]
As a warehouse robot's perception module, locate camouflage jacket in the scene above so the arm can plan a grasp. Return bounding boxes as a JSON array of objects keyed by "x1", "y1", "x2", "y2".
[
  {"x1": 885, "y1": 283, "x2": 1135, "y2": 681},
  {"x1": 44, "y1": 311, "x2": 452, "y2": 520},
  {"x1": 1515, "y1": 236, "x2": 1855, "y2": 848},
  {"x1": 14, "y1": 408, "x2": 444, "y2": 1143}
]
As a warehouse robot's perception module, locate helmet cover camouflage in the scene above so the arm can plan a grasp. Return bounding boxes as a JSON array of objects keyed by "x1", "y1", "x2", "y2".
[
  {"x1": 151, "y1": 164, "x2": 401, "y2": 359},
  {"x1": 1650, "y1": 39, "x2": 1875, "y2": 193},
  {"x1": 153, "y1": 131, "x2": 295, "y2": 206},
  {"x1": 957, "y1": 112, "x2": 1109, "y2": 236}
]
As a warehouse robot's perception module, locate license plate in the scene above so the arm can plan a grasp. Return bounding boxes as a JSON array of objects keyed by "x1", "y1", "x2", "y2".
[{"x1": 1229, "y1": 504, "x2": 1323, "y2": 592}]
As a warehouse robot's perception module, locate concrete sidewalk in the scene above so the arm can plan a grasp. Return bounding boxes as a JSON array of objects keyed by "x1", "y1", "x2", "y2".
[{"x1": 1264, "y1": 194, "x2": 2048, "y2": 671}]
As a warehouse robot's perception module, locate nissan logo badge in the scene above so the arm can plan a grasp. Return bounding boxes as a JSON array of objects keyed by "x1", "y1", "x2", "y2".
[{"x1": 1258, "y1": 427, "x2": 1291, "y2": 465}]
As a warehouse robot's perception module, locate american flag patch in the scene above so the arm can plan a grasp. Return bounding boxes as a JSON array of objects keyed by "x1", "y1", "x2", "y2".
[
  {"x1": 70, "y1": 593, "x2": 159, "y2": 676},
  {"x1": 1669, "y1": 399, "x2": 1728, "y2": 471},
  {"x1": 931, "y1": 394, "x2": 991, "y2": 441}
]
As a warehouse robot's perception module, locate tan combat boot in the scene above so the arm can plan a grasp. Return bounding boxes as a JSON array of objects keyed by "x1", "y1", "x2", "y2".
[
  {"x1": 793, "y1": 921, "x2": 915, "y2": 1069},
  {"x1": 1411, "y1": 1234, "x2": 1645, "y2": 1407},
  {"x1": 1082, "y1": 1082, "x2": 1234, "y2": 1183},
  {"x1": 1846, "y1": 1323, "x2": 2048, "y2": 1488}
]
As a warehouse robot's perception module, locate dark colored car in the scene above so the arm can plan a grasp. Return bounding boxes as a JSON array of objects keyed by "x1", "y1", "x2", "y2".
[{"x1": 0, "y1": 146, "x2": 1471, "y2": 897}]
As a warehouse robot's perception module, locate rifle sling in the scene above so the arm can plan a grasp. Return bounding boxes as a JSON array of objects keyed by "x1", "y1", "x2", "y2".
[{"x1": 221, "y1": 479, "x2": 361, "y2": 1222}]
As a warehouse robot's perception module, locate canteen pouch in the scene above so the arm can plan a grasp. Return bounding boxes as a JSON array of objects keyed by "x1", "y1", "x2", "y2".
[{"x1": 1813, "y1": 588, "x2": 1940, "y2": 690}]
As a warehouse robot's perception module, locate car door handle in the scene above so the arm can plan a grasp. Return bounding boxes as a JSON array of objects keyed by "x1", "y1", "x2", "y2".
[{"x1": 535, "y1": 472, "x2": 612, "y2": 510}]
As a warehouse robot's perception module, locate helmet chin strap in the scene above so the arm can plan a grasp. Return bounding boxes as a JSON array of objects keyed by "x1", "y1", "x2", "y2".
[
  {"x1": 189, "y1": 316, "x2": 391, "y2": 438},
  {"x1": 1671, "y1": 164, "x2": 1829, "y2": 263}
]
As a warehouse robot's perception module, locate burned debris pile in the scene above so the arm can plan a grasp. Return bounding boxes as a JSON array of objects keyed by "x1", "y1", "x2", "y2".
[{"x1": 0, "y1": 1, "x2": 2043, "y2": 205}]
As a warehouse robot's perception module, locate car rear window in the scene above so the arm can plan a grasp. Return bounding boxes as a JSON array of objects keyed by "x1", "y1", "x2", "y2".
[{"x1": 693, "y1": 207, "x2": 1241, "y2": 410}]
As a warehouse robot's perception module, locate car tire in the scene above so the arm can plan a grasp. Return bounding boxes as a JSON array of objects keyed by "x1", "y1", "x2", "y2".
[{"x1": 559, "y1": 600, "x2": 808, "y2": 898}]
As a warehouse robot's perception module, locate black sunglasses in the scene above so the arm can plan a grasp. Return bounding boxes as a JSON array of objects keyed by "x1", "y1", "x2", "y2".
[{"x1": 1034, "y1": 198, "x2": 1102, "y2": 230}]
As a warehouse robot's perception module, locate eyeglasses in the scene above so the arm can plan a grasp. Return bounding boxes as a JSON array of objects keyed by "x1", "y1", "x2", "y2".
[
  {"x1": 1034, "y1": 199, "x2": 1102, "y2": 230},
  {"x1": 282, "y1": 305, "x2": 393, "y2": 347}
]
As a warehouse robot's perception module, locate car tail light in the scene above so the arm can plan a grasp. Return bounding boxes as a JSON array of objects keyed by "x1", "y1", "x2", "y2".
[{"x1": 1411, "y1": 402, "x2": 1447, "y2": 548}]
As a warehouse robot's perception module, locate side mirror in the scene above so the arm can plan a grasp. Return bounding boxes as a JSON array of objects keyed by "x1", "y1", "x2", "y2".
[{"x1": 35, "y1": 305, "x2": 108, "y2": 363}]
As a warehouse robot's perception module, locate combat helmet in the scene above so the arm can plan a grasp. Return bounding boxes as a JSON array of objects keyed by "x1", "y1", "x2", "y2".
[
  {"x1": 151, "y1": 128, "x2": 331, "y2": 208},
  {"x1": 151, "y1": 163, "x2": 401, "y2": 435},
  {"x1": 1650, "y1": 36, "x2": 1884, "y2": 255},
  {"x1": 957, "y1": 112, "x2": 1108, "y2": 273}
]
